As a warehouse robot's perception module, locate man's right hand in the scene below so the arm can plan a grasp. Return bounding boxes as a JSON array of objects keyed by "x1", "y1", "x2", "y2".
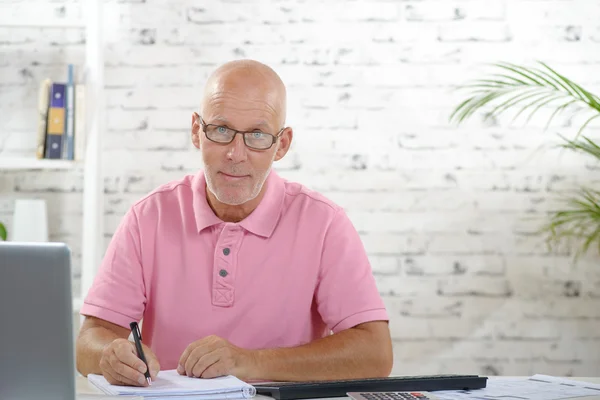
[{"x1": 99, "y1": 338, "x2": 160, "y2": 386}]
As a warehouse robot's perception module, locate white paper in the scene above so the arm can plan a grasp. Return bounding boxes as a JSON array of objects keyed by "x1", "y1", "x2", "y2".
[
  {"x1": 433, "y1": 375, "x2": 600, "y2": 400},
  {"x1": 77, "y1": 396, "x2": 143, "y2": 400},
  {"x1": 87, "y1": 369, "x2": 256, "y2": 399}
]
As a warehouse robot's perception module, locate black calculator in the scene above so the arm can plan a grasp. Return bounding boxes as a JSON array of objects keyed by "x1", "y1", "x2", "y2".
[{"x1": 347, "y1": 392, "x2": 440, "y2": 400}]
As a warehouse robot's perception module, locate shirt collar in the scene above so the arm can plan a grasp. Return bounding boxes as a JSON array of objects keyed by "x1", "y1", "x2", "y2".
[{"x1": 192, "y1": 169, "x2": 285, "y2": 238}]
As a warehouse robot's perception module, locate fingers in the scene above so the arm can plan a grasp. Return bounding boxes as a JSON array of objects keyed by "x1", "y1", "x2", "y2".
[
  {"x1": 102, "y1": 367, "x2": 125, "y2": 385},
  {"x1": 148, "y1": 357, "x2": 160, "y2": 380},
  {"x1": 142, "y1": 344, "x2": 161, "y2": 380},
  {"x1": 201, "y1": 359, "x2": 227, "y2": 379},
  {"x1": 190, "y1": 349, "x2": 221, "y2": 378},
  {"x1": 110, "y1": 348, "x2": 149, "y2": 386},
  {"x1": 184, "y1": 343, "x2": 212, "y2": 377},
  {"x1": 104, "y1": 365, "x2": 145, "y2": 387},
  {"x1": 178, "y1": 344, "x2": 193, "y2": 375},
  {"x1": 197, "y1": 348, "x2": 232, "y2": 379},
  {"x1": 100, "y1": 339, "x2": 148, "y2": 387},
  {"x1": 179, "y1": 337, "x2": 223, "y2": 377},
  {"x1": 115, "y1": 342, "x2": 148, "y2": 375},
  {"x1": 178, "y1": 340, "x2": 203, "y2": 374},
  {"x1": 176, "y1": 337, "x2": 246, "y2": 380}
]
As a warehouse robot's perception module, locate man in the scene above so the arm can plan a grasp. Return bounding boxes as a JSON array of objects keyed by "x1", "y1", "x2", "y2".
[{"x1": 76, "y1": 59, "x2": 392, "y2": 386}]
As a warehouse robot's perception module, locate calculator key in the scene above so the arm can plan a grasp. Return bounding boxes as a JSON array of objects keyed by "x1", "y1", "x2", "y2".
[{"x1": 351, "y1": 392, "x2": 436, "y2": 400}]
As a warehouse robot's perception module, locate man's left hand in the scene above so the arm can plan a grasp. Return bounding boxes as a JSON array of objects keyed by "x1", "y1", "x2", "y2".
[{"x1": 177, "y1": 335, "x2": 256, "y2": 379}]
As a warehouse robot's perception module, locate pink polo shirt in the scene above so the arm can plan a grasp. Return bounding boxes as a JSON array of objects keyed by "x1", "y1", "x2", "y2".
[{"x1": 81, "y1": 169, "x2": 388, "y2": 370}]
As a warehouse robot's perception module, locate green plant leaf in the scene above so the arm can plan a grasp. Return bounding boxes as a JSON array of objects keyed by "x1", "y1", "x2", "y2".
[
  {"x1": 543, "y1": 99, "x2": 577, "y2": 131},
  {"x1": 558, "y1": 134, "x2": 600, "y2": 161},
  {"x1": 536, "y1": 62, "x2": 579, "y2": 98},
  {"x1": 491, "y1": 88, "x2": 551, "y2": 120},
  {"x1": 541, "y1": 61, "x2": 600, "y2": 111},
  {"x1": 495, "y1": 62, "x2": 542, "y2": 85},
  {"x1": 523, "y1": 93, "x2": 569, "y2": 125},
  {"x1": 525, "y1": 66, "x2": 560, "y2": 90},
  {"x1": 449, "y1": 61, "x2": 600, "y2": 135},
  {"x1": 0, "y1": 222, "x2": 6, "y2": 241},
  {"x1": 449, "y1": 97, "x2": 478, "y2": 123},
  {"x1": 490, "y1": 88, "x2": 544, "y2": 113},
  {"x1": 489, "y1": 73, "x2": 527, "y2": 85},
  {"x1": 576, "y1": 114, "x2": 600, "y2": 139},
  {"x1": 450, "y1": 89, "x2": 515, "y2": 124},
  {"x1": 540, "y1": 187, "x2": 600, "y2": 259}
]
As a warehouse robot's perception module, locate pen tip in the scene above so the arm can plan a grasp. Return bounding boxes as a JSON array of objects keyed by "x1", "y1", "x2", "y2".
[{"x1": 147, "y1": 377, "x2": 152, "y2": 386}]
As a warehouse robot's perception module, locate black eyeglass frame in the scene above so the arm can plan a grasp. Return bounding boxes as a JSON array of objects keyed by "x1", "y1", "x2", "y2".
[{"x1": 199, "y1": 117, "x2": 285, "y2": 150}]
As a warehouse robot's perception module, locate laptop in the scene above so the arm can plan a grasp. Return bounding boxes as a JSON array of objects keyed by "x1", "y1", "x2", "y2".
[{"x1": 0, "y1": 241, "x2": 76, "y2": 400}]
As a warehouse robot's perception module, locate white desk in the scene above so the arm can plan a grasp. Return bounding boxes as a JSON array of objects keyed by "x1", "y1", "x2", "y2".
[{"x1": 76, "y1": 376, "x2": 600, "y2": 400}]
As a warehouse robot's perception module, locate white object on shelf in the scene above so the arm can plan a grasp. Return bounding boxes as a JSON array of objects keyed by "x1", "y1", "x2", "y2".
[
  {"x1": 0, "y1": 20, "x2": 84, "y2": 29},
  {"x1": 12, "y1": 199, "x2": 49, "y2": 242},
  {"x1": 0, "y1": 156, "x2": 80, "y2": 170},
  {"x1": 72, "y1": 297, "x2": 82, "y2": 313}
]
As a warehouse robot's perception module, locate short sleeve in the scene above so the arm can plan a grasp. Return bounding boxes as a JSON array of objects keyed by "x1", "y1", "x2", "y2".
[
  {"x1": 80, "y1": 207, "x2": 146, "y2": 329},
  {"x1": 315, "y1": 209, "x2": 388, "y2": 333}
]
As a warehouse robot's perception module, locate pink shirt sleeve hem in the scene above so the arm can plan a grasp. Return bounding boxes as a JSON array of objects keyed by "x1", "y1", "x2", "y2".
[
  {"x1": 80, "y1": 301, "x2": 138, "y2": 330},
  {"x1": 331, "y1": 308, "x2": 389, "y2": 333}
]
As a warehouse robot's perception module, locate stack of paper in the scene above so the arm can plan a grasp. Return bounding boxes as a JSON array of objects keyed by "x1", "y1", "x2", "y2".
[
  {"x1": 87, "y1": 369, "x2": 256, "y2": 399},
  {"x1": 433, "y1": 374, "x2": 600, "y2": 400}
]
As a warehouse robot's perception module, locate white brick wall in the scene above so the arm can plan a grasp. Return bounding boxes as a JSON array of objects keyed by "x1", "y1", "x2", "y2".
[{"x1": 1, "y1": 0, "x2": 600, "y2": 377}]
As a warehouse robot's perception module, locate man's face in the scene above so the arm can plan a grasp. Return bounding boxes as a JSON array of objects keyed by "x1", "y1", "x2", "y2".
[{"x1": 193, "y1": 89, "x2": 287, "y2": 206}]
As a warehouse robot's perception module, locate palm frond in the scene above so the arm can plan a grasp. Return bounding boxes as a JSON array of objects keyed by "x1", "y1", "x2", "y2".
[
  {"x1": 540, "y1": 187, "x2": 600, "y2": 259},
  {"x1": 449, "y1": 61, "x2": 600, "y2": 135},
  {"x1": 540, "y1": 62, "x2": 600, "y2": 110},
  {"x1": 576, "y1": 114, "x2": 600, "y2": 138},
  {"x1": 558, "y1": 135, "x2": 600, "y2": 162}
]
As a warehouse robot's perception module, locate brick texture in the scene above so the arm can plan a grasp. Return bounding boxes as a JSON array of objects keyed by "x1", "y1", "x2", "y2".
[{"x1": 1, "y1": 0, "x2": 600, "y2": 377}]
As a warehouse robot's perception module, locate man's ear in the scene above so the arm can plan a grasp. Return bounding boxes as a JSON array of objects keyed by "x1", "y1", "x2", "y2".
[
  {"x1": 274, "y1": 127, "x2": 293, "y2": 161},
  {"x1": 192, "y1": 112, "x2": 201, "y2": 149}
]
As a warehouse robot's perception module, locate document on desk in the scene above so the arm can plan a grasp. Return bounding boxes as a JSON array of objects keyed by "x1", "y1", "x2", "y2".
[
  {"x1": 433, "y1": 374, "x2": 600, "y2": 400},
  {"x1": 87, "y1": 369, "x2": 256, "y2": 399}
]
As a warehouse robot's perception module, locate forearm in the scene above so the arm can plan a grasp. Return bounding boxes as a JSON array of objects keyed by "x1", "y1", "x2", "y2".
[
  {"x1": 76, "y1": 323, "x2": 122, "y2": 376},
  {"x1": 251, "y1": 324, "x2": 393, "y2": 381}
]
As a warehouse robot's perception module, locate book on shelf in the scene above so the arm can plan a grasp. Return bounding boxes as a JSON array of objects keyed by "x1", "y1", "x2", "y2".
[{"x1": 36, "y1": 63, "x2": 86, "y2": 162}]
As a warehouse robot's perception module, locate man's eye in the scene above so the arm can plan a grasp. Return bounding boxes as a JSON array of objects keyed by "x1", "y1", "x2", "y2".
[
  {"x1": 217, "y1": 126, "x2": 228, "y2": 134},
  {"x1": 251, "y1": 132, "x2": 264, "y2": 138}
]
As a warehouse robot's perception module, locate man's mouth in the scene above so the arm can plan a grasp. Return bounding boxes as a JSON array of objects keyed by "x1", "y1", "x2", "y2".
[{"x1": 219, "y1": 172, "x2": 250, "y2": 180}]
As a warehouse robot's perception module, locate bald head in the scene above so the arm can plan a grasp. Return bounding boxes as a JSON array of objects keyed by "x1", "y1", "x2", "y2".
[
  {"x1": 201, "y1": 59, "x2": 287, "y2": 128},
  {"x1": 194, "y1": 60, "x2": 294, "y2": 210}
]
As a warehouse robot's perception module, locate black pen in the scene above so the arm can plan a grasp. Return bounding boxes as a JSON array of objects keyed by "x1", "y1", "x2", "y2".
[{"x1": 130, "y1": 321, "x2": 152, "y2": 386}]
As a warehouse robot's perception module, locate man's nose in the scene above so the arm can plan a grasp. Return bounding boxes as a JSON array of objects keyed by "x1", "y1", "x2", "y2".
[{"x1": 226, "y1": 134, "x2": 248, "y2": 162}]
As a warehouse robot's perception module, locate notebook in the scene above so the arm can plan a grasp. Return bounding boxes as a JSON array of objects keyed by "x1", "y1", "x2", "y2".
[{"x1": 87, "y1": 369, "x2": 256, "y2": 399}]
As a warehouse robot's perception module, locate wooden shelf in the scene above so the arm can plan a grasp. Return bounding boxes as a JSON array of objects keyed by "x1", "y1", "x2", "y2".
[
  {"x1": 0, "y1": 20, "x2": 85, "y2": 29},
  {"x1": 0, "y1": 157, "x2": 81, "y2": 170}
]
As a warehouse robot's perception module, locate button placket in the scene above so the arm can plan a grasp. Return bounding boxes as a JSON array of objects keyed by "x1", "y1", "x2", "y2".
[{"x1": 212, "y1": 225, "x2": 242, "y2": 307}]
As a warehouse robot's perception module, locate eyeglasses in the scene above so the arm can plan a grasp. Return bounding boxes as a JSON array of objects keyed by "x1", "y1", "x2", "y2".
[{"x1": 199, "y1": 117, "x2": 284, "y2": 150}]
